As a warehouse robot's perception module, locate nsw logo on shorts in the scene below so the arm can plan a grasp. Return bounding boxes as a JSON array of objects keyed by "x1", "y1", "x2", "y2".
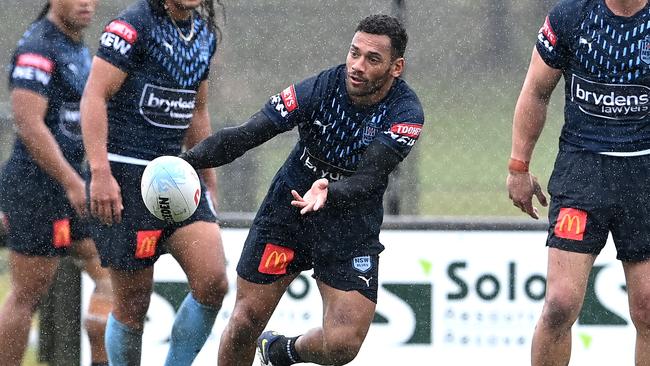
[{"x1": 352, "y1": 255, "x2": 372, "y2": 273}]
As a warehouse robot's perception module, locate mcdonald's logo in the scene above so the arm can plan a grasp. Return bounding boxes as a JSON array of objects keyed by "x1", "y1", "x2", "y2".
[
  {"x1": 554, "y1": 207, "x2": 587, "y2": 241},
  {"x1": 135, "y1": 230, "x2": 162, "y2": 259},
  {"x1": 52, "y1": 218, "x2": 71, "y2": 248},
  {"x1": 258, "y1": 243, "x2": 294, "y2": 275}
]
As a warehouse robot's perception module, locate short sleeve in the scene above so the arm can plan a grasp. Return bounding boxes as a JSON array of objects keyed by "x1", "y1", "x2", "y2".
[
  {"x1": 9, "y1": 45, "x2": 55, "y2": 98},
  {"x1": 261, "y1": 73, "x2": 323, "y2": 132},
  {"x1": 375, "y1": 92, "x2": 425, "y2": 159},
  {"x1": 96, "y1": 15, "x2": 143, "y2": 72},
  {"x1": 536, "y1": 1, "x2": 576, "y2": 69}
]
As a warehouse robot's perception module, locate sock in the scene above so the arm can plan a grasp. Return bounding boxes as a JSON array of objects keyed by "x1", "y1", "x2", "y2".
[
  {"x1": 269, "y1": 335, "x2": 302, "y2": 366},
  {"x1": 164, "y1": 293, "x2": 220, "y2": 366},
  {"x1": 105, "y1": 313, "x2": 143, "y2": 366}
]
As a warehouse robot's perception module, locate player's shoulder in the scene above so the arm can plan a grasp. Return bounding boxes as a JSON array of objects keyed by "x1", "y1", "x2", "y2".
[
  {"x1": 548, "y1": 0, "x2": 595, "y2": 27},
  {"x1": 389, "y1": 79, "x2": 424, "y2": 117},
  {"x1": 15, "y1": 19, "x2": 57, "y2": 55},
  {"x1": 111, "y1": 0, "x2": 154, "y2": 32}
]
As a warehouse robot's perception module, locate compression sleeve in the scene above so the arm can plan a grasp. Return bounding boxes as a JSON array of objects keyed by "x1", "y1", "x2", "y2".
[
  {"x1": 179, "y1": 111, "x2": 282, "y2": 169},
  {"x1": 327, "y1": 140, "x2": 403, "y2": 206}
]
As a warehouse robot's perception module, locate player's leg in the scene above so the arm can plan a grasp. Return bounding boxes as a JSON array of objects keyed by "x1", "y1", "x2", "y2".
[
  {"x1": 164, "y1": 220, "x2": 228, "y2": 366},
  {"x1": 105, "y1": 267, "x2": 154, "y2": 366},
  {"x1": 622, "y1": 259, "x2": 650, "y2": 364},
  {"x1": 219, "y1": 275, "x2": 297, "y2": 366},
  {"x1": 71, "y1": 237, "x2": 112, "y2": 366},
  {"x1": 0, "y1": 251, "x2": 59, "y2": 366},
  {"x1": 531, "y1": 248, "x2": 595, "y2": 366},
  {"x1": 297, "y1": 281, "x2": 375, "y2": 365}
]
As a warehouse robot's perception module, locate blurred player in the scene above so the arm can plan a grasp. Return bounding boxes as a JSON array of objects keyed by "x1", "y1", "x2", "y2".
[
  {"x1": 507, "y1": 0, "x2": 650, "y2": 364},
  {"x1": 0, "y1": 1, "x2": 111, "y2": 366},
  {"x1": 180, "y1": 14, "x2": 424, "y2": 366},
  {"x1": 80, "y1": 0, "x2": 228, "y2": 365}
]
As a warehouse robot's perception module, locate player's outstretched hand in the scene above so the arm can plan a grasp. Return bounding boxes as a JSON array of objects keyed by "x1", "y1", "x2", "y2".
[
  {"x1": 291, "y1": 178, "x2": 329, "y2": 215},
  {"x1": 506, "y1": 172, "x2": 548, "y2": 219}
]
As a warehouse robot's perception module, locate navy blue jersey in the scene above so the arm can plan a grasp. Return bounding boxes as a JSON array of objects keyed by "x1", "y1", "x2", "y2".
[
  {"x1": 537, "y1": 0, "x2": 650, "y2": 153},
  {"x1": 262, "y1": 64, "x2": 424, "y2": 194},
  {"x1": 96, "y1": 0, "x2": 217, "y2": 161},
  {"x1": 7, "y1": 18, "x2": 91, "y2": 169}
]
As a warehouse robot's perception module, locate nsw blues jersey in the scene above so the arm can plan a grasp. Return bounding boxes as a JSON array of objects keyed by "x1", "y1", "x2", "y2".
[
  {"x1": 262, "y1": 64, "x2": 424, "y2": 194},
  {"x1": 538, "y1": 0, "x2": 650, "y2": 153},
  {"x1": 97, "y1": 0, "x2": 217, "y2": 161},
  {"x1": 7, "y1": 18, "x2": 91, "y2": 168}
]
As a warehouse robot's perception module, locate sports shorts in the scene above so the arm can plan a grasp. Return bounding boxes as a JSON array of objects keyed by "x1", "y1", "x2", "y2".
[
  {"x1": 547, "y1": 150, "x2": 650, "y2": 261},
  {"x1": 89, "y1": 161, "x2": 217, "y2": 270},
  {"x1": 236, "y1": 173, "x2": 384, "y2": 302},
  {"x1": 0, "y1": 162, "x2": 90, "y2": 257}
]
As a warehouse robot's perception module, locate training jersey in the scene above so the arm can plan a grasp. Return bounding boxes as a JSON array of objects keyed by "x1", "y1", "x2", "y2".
[
  {"x1": 7, "y1": 18, "x2": 91, "y2": 169},
  {"x1": 97, "y1": 0, "x2": 217, "y2": 161},
  {"x1": 262, "y1": 64, "x2": 424, "y2": 200},
  {"x1": 538, "y1": 0, "x2": 650, "y2": 153}
]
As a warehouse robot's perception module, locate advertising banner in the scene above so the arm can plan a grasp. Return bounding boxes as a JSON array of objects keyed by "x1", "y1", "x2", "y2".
[{"x1": 81, "y1": 229, "x2": 634, "y2": 365}]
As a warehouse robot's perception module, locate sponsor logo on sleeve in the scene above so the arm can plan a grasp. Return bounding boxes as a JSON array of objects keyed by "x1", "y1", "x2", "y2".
[
  {"x1": 100, "y1": 20, "x2": 137, "y2": 55},
  {"x1": 570, "y1": 74, "x2": 650, "y2": 120},
  {"x1": 384, "y1": 122, "x2": 422, "y2": 147},
  {"x1": 139, "y1": 84, "x2": 196, "y2": 129},
  {"x1": 269, "y1": 84, "x2": 298, "y2": 118},
  {"x1": 554, "y1": 207, "x2": 587, "y2": 241},
  {"x1": 52, "y1": 218, "x2": 71, "y2": 248},
  {"x1": 538, "y1": 16, "x2": 557, "y2": 52},
  {"x1": 12, "y1": 53, "x2": 54, "y2": 86},
  {"x1": 258, "y1": 243, "x2": 295, "y2": 275},
  {"x1": 135, "y1": 230, "x2": 163, "y2": 259}
]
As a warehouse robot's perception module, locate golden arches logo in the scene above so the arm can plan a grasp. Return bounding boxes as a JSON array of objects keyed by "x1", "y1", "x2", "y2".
[
  {"x1": 264, "y1": 251, "x2": 288, "y2": 269},
  {"x1": 554, "y1": 208, "x2": 587, "y2": 241}
]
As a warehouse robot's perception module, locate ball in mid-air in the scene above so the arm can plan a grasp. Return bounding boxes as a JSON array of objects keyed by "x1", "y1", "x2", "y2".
[{"x1": 141, "y1": 156, "x2": 201, "y2": 223}]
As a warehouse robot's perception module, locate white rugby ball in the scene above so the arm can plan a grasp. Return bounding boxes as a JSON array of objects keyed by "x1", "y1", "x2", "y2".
[{"x1": 141, "y1": 156, "x2": 201, "y2": 223}]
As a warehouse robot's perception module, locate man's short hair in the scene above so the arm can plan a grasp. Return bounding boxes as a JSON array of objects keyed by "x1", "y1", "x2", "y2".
[{"x1": 355, "y1": 14, "x2": 408, "y2": 59}]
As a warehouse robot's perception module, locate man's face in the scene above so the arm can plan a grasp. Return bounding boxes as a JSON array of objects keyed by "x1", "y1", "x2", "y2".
[
  {"x1": 53, "y1": 0, "x2": 97, "y2": 30},
  {"x1": 167, "y1": 0, "x2": 203, "y2": 11},
  {"x1": 345, "y1": 31, "x2": 403, "y2": 103}
]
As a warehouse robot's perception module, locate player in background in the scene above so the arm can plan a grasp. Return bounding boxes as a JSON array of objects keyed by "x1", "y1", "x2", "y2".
[
  {"x1": 0, "y1": 1, "x2": 111, "y2": 366},
  {"x1": 80, "y1": 0, "x2": 227, "y2": 365},
  {"x1": 507, "y1": 0, "x2": 650, "y2": 364},
  {"x1": 180, "y1": 14, "x2": 424, "y2": 366}
]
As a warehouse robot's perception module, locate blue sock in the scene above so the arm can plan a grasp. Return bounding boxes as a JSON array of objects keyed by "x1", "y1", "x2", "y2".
[
  {"x1": 164, "y1": 293, "x2": 220, "y2": 366},
  {"x1": 105, "y1": 313, "x2": 143, "y2": 366}
]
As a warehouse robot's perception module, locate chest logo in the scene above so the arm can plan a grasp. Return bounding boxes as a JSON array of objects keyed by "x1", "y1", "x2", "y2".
[{"x1": 640, "y1": 35, "x2": 650, "y2": 65}]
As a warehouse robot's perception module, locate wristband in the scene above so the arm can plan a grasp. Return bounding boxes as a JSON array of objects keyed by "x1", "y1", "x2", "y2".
[{"x1": 508, "y1": 158, "x2": 529, "y2": 173}]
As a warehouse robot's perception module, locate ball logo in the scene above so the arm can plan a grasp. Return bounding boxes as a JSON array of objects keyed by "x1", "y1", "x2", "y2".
[{"x1": 194, "y1": 189, "x2": 200, "y2": 206}]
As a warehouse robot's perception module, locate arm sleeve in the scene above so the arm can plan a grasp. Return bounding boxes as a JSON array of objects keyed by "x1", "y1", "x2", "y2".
[
  {"x1": 96, "y1": 13, "x2": 144, "y2": 72},
  {"x1": 179, "y1": 111, "x2": 282, "y2": 169},
  {"x1": 535, "y1": 0, "x2": 578, "y2": 69},
  {"x1": 327, "y1": 140, "x2": 402, "y2": 206},
  {"x1": 9, "y1": 45, "x2": 55, "y2": 98}
]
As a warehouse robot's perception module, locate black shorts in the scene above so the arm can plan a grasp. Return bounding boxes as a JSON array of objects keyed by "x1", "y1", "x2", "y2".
[
  {"x1": 0, "y1": 162, "x2": 90, "y2": 257},
  {"x1": 236, "y1": 173, "x2": 384, "y2": 302},
  {"x1": 89, "y1": 161, "x2": 217, "y2": 270},
  {"x1": 547, "y1": 150, "x2": 650, "y2": 261}
]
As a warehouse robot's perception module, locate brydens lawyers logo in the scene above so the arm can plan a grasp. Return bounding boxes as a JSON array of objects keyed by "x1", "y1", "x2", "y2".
[
  {"x1": 554, "y1": 208, "x2": 587, "y2": 241},
  {"x1": 52, "y1": 218, "x2": 71, "y2": 248},
  {"x1": 135, "y1": 230, "x2": 162, "y2": 259},
  {"x1": 258, "y1": 243, "x2": 294, "y2": 275}
]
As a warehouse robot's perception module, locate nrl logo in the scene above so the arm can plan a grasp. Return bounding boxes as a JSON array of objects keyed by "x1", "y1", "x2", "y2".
[{"x1": 641, "y1": 35, "x2": 650, "y2": 65}]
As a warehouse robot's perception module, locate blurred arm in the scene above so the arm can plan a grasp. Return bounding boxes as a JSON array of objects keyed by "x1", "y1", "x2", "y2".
[
  {"x1": 183, "y1": 81, "x2": 219, "y2": 207},
  {"x1": 179, "y1": 111, "x2": 282, "y2": 169},
  {"x1": 80, "y1": 56, "x2": 127, "y2": 224},
  {"x1": 11, "y1": 88, "x2": 87, "y2": 215}
]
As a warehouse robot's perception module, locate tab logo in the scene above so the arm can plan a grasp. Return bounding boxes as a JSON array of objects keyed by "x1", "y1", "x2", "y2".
[
  {"x1": 258, "y1": 243, "x2": 294, "y2": 275},
  {"x1": 554, "y1": 207, "x2": 587, "y2": 241}
]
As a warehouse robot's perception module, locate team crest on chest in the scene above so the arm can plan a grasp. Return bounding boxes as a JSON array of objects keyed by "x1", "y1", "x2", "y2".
[{"x1": 641, "y1": 35, "x2": 650, "y2": 65}]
